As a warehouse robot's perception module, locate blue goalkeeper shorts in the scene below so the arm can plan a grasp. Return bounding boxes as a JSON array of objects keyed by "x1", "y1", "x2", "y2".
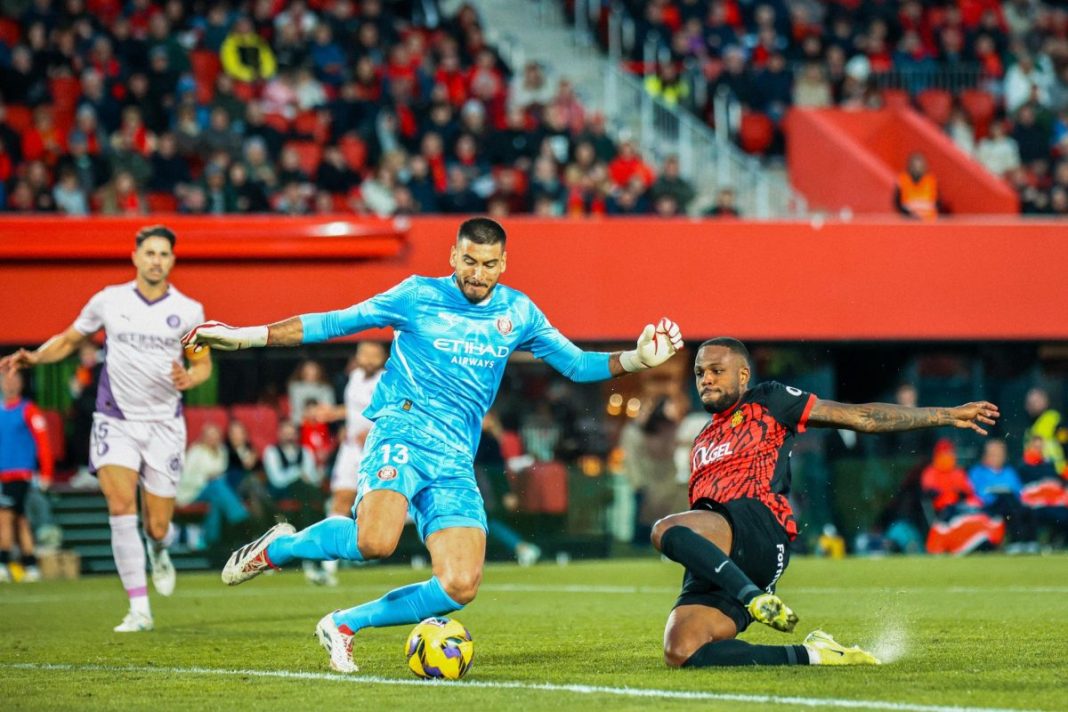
[{"x1": 355, "y1": 417, "x2": 487, "y2": 541}]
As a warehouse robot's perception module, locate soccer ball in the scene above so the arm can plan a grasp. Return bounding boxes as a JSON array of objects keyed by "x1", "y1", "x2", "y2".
[{"x1": 405, "y1": 617, "x2": 474, "y2": 680}]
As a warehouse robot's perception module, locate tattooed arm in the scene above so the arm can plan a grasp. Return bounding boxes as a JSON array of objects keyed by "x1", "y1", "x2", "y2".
[{"x1": 807, "y1": 400, "x2": 1000, "y2": 436}]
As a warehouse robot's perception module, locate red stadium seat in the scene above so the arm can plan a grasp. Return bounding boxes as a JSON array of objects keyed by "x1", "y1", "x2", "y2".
[
  {"x1": 49, "y1": 77, "x2": 81, "y2": 122},
  {"x1": 230, "y1": 404, "x2": 280, "y2": 455},
  {"x1": 41, "y1": 410, "x2": 66, "y2": 466},
  {"x1": 146, "y1": 192, "x2": 179, "y2": 213},
  {"x1": 232, "y1": 81, "x2": 257, "y2": 102},
  {"x1": 959, "y1": 89, "x2": 997, "y2": 138},
  {"x1": 264, "y1": 113, "x2": 290, "y2": 134},
  {"x1": 293, "y1": 110, "x2": 322, "y2": 140},
  {"x1": 190, "y1": 50, "x2": 221, "y2": 87},
  {"x1": 338, "y1": 135, "x2": 367, "y2": 171},
  {"x1": 5, "y1": 105, "x2": 32, "y2": 133},
  {"x1": 184, "y1": 406, "x2": 229, "y2": 445},
  {"x1": 285, "y1": 141, "x2": 323, "y2": 176},
  {"x1": 0, "y1": 17, "x2": 21, "y2": 47},
  {"x1": 738, "y1": 111, "x2": 775, "y2": 155},
  {"x1": 916, "y1": 89, "x2": 953, "y2": 126},
  {"x1": 517, "y1": 461, "x2": 568, "y2": 514},
  {"x1": 881, "y1": 88, "x2": 911, "y2": 110}
]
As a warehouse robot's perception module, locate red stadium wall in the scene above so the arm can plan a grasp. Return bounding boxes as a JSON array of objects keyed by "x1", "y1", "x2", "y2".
[
  {"x1": 786, "y1": 108, "x2": 1019, "y2": 215},
  {"x1": 0, "y1": 216, "x2": 1064, "y2": 343}
]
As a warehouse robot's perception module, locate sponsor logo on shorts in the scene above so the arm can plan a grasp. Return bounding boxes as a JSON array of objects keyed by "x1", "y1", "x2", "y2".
[
  {"x1": 166, "y1": 314, "x2": 181, "y2": 328},
  {"x1": 766, "y1": 543, "x2": 786, "y2": 592},
  {"x1": 377, "y1": 466, "x2": 398, "y2": 481},
  {"x1": 169, "y1": 455, "x2": 182, "y2": 474},
  {"x1": 495, "y1": 317, "x2": 513, "y2": 336}
]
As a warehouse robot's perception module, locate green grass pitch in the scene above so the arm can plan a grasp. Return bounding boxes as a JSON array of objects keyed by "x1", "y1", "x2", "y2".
[{"x1": 1, "y1": 555, "x2": 1065, "y2": 711}]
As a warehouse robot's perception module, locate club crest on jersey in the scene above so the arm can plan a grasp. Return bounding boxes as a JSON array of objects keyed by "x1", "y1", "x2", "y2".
[
  {"x1": 495, "y1": 317, "x2": 513, "y2": 336},
  {"x1": 377, "y1": 466, "x2": 398, "y2": 481},
  {"x1": 166, "y1": 314, "x2": 181, "y2": 328},
  {"x1": 731, "y1": 411, "x2": 745, "y2": 428}
]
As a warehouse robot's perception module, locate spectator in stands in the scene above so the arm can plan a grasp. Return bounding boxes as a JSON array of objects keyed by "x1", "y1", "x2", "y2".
[
  {"x1": 98, "y1": 170, "x2": 145, "y2": 215},
  {"x1": 404, "y1": 154, "x2": 440, "y2": 212},
  {"x1": 510, "y1": 61, "x2": 553, "y2": 117},
  {"x1": 243, "y1": 137, "x2": 278, "y2": 190},
  {"x1": 295, "y1": 66, "x2": 328, "y2": 111},
  {"x1": 575, "y1": 112, "x2": 617, "y2": 163},
  {"x1": 705, "y1": 186, "x2": 740, "y2": 217},
  {"x1": 177, "y1": 423, "x2": 250, "y2": 550},
  {"x1": 607, "y1": 176, "x2": 651, "y2": 215},
  {"x1": 360, "y1": 165, "x2": 399, "y2": 216},
  {"x1": 792, "y1": 63, "x2": 832, "y2": 108},
  {"x1": 21, "y1": 106, "x2": 66, "y2": 169},
  {"x1": 262, "y1": 421, "x2": 321, "y2": 527},
  {"x1": 148, "y1": 133, "x2": 191, "y2": 194},
  {"x1": 607, "y1": 137, "x2": 655, "y2": 190},
  {"x1": 1024, "y1": 386, "x2": 1066, "y2": 474},
  {"x1": 977, "y1": 120, "x2": 1022, "y2": 178},
  {"x1": 1, "y1": 45, "x2": 47, "y2": 106},
  {"x1": 199, "y1": 107, "x2": 243, "y2": 161},
  {"x1": 946, "y1": 108, "x2": 976, "y2": 157},
  {"x1": 201, "y1": 164, "x2": 236, "y2": 214},
  {"x1": 1012, "y1": 104, "x2": 1050, "y2": 166},
  {"x1": 53, "y1": 166, "x2": 88, "y2": 215},
  {"x1": 220, "y1": 16, "x2": 277, "y2": 83},
  {"x1": 22, "y1": 160, "x2": 55, "y2": 212},
  {"x1": 439, "y1": 165, "x2": 485, "y2": 213},
  {"x1": 650, "y1": 154, "x2": 696, "y2": 213},
  {"x1": 895, "y1": 152, "x2": 940, "y2": 220},
  {"x1": 1005, "y1": 52, "x2": 1054, "y2": 114},
  {"x1": 263, "y1": 67, "x2": 301, "y2": 120},
  {"x1": 968, "y1": 438, "x2": 1037, "y2": 551},
  {"x1": 287, "y1": 360, "x2": 335, "y2": 426},
  {"x1": 752, "y1": 52, "x2": 792, "y2": 122},
  {"x1": 645, "y1": 62, "x2": 689, "y2": 108}
]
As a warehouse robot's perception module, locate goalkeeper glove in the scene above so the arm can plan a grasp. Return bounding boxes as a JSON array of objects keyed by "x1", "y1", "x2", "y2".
[
  {"x1": 620, "y1": 317, "x2": 683, "y2": 372},
  {"x1": 181, "y1": 322, "x2": 269, "y2": 352}
]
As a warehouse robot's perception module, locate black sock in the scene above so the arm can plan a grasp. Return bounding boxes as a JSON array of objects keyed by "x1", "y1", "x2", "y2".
[
  {"x1": 683, "y1": 639, "x2": 810, "y2": 667},
  {"x1": 0, "y1": 550, "x2": 9, "y2": 565},
  {"x1": 660, "y1": 526, "x2": 762, "y2": 604},
  {"x1": 21, "y1": 553, "x2": 37, "y2": 567}
]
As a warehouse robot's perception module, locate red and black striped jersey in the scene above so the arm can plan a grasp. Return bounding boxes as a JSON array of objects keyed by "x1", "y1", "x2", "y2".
[{"x1": 689, "y1": 381, "x2": 817, "y2": 540}]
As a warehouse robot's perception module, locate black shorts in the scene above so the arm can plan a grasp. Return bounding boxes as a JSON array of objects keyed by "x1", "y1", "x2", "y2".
[
  {"x1": 673, "y1": 497, "x2": 792, "y2": 633},
  {"x1": 0, "y1": 480, "x2": 31, "y2": 516}
]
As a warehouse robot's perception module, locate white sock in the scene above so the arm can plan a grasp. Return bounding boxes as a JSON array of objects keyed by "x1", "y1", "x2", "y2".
[
  {"x1": 804, "y1": 645, "x2": 819, "y2": 664},
  {"x1": 109, "y1": 514, "x2": 150, "y2": 614},
  {"x1": 323, "y1": 560, "x2": 338, "y2": 574}
]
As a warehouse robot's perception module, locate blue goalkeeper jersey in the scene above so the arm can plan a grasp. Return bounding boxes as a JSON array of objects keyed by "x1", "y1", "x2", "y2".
[{"x1": 300, "y1": 275, "x2": 612, "y2": 458}]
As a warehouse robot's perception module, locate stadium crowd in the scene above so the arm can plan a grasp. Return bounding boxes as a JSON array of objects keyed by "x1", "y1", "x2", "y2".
[
  {"x1": 599, "y1": 0, "x2": 1068, "y2": 214},
  {"x1": 0, "y1": 0, "x2": 714, "y2": 218}
]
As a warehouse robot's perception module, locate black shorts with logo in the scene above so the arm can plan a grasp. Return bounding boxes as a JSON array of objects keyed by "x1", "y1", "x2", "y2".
[{"x1": 673, "y1": 497, "x2": 792, "y2": 633}]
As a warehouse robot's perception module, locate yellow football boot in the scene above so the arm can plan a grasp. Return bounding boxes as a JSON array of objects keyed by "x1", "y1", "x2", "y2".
[
  {"x1": 803, "y1": 630, "x2": 881, "y2": 666},
  {"x1": 746, "y1": 592, "x2": 799, "y2": 633}
]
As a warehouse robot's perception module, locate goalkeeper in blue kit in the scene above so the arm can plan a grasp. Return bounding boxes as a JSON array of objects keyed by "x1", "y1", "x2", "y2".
[{"x1": 182, "y1": 217, "x2": 684, "y2": 672}]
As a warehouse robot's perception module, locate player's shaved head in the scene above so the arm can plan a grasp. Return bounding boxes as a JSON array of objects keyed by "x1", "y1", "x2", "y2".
[
  {"x1": 135, "y1": 224, "x2": 176, "y2": 248},
  {"x1": 457, "y1": 217, "x2": 506, "y2": 246},
  {"x1": 699, "y1": 337, "x2": 752, "y2": 371},
  {"x1": 695, "y1": 337, "x2": 752, "y2": 414}
]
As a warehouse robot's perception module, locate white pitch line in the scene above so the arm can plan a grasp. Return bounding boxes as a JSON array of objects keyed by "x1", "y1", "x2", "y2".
[
  {"x1": 0, "y1": 663, "x2": 1042, "y2": 712},
  {"x1": 1, "y1": 583, "x2": 1067, "y2": 605}
]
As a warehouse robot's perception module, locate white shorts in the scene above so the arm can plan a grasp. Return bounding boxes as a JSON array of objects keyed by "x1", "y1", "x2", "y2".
[
  {"x1": 90, "y1": 413, "x2": 186, "y2": 499},
  {"x1": 331, "y1": 442, "x2": 364, "y2": 493}
]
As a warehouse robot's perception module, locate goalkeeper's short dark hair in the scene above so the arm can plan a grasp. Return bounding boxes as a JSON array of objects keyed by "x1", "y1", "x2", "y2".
[
  {"x1": 457, "y1": 217, "x2": 506, "y2": 247},
  {"x1": 135, "y1": 225, "x2": 176, "y2": 248}
]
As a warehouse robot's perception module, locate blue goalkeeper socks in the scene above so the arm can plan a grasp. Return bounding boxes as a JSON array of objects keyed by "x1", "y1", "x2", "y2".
[
  {"x1": 266, "y1": 516, "x2": 363, "y2": 566},
  {"x1": 332, "y1": 576, "x2": 461, "y2": 634}
]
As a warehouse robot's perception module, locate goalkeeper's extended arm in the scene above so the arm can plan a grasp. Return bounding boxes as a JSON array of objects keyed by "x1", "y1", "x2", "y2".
[{"x1": 614, "y1": 317, "x2": 684, "y2": 375}]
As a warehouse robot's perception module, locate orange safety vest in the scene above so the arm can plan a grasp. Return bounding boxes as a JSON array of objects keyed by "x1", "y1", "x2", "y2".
[{"x1": 898, "y1": 172, "x2": 938, "y2": 220}]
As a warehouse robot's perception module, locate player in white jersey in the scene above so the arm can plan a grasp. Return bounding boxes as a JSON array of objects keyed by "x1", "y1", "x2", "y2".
[
  {"x1": 0, "y1": 225, "x2": 213, "y2": 632},
  {"x1": 304, "y1": 342, "x2": 386, "y2": 586}
]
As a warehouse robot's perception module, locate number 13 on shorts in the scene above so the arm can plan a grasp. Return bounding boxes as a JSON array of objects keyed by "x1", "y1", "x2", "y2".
[{"x1": 382, "y1": 444, "x2": 410, "y2": 464}]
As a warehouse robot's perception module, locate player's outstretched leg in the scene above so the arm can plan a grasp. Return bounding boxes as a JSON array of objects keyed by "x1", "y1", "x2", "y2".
[
  {"x1": 655, "y1": 516, "x2": 798, "y2": 633},
  {"x1": 316, "y1": 610, "x2": 358, "y2": 673},
  {"x1": 221, "y1": 522, "x2": 296, "y2": 585},
  {"x1": 110, "y1": 514, "x2": 153, "y2": 632},
  {"x1": 145, "y1": 522, "x2": 178, "y2": 597}
]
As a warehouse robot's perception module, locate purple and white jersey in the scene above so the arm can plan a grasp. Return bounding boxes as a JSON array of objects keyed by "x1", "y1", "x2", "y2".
[
  {"x1": 343, "y1": 367, "x2": 382, "y2": 445},
  {"x1": 73, "y1": 281, "x2": 205, "y2": 421}
]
